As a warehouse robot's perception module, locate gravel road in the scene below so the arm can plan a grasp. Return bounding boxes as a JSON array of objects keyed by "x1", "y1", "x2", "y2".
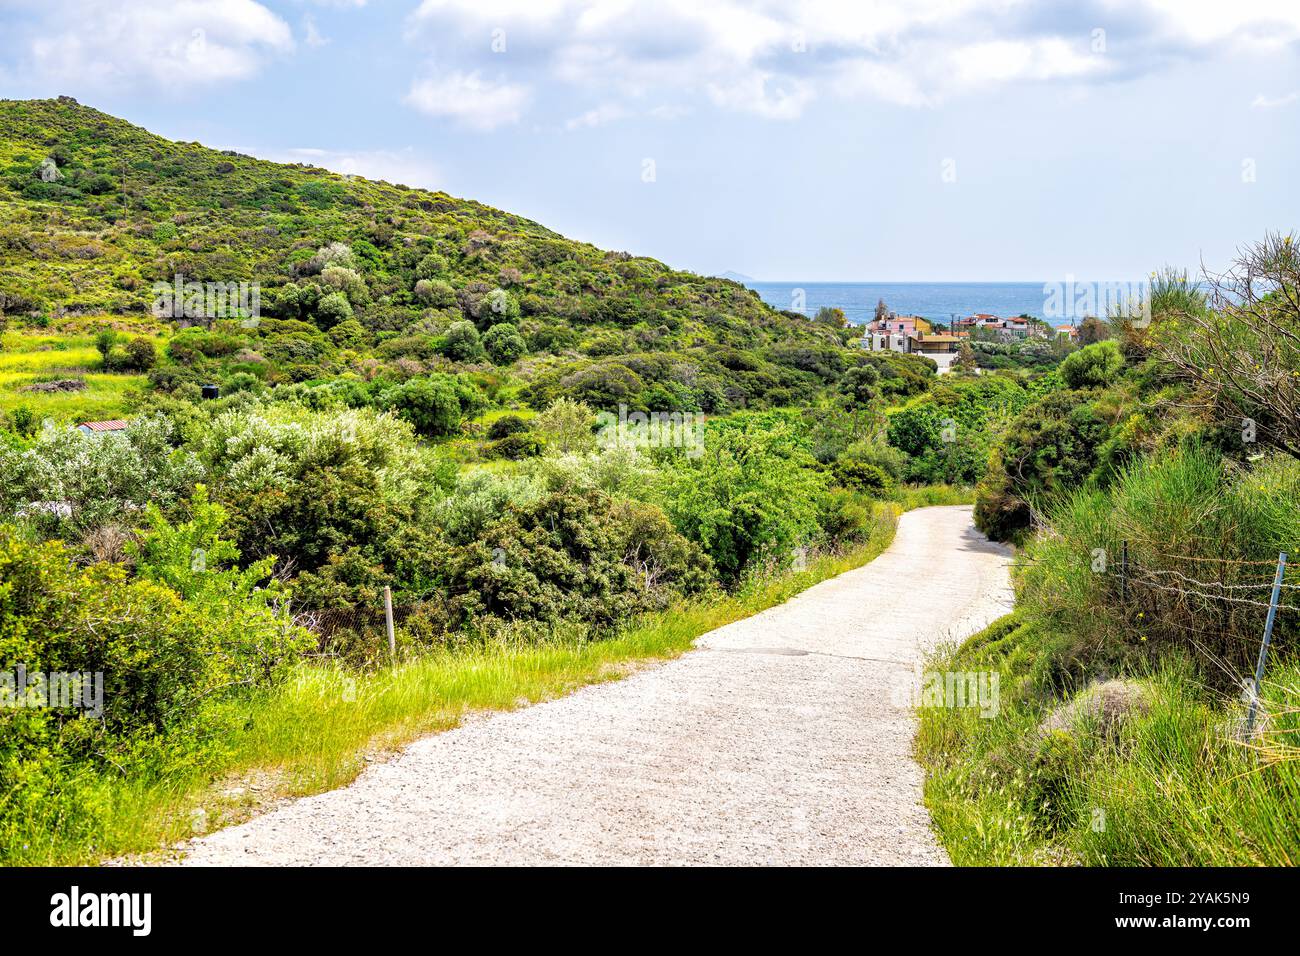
[{"x1": 178, "y1": 505, "x2": 1013, "y2": 866}]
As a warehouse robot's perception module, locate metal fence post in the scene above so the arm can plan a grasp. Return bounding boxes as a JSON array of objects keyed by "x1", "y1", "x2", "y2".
[
  {"x1": 383, "y1": 585, "x2": 396, "y2": 658},
  {"x1": 1246, "y1": 552, "x2": 1287, "y2": 735}
]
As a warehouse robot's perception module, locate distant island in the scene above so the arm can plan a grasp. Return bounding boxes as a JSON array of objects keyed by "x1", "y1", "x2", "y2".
[{"x1": 716, "y1": 270, "x2": 755, "y2": 283}]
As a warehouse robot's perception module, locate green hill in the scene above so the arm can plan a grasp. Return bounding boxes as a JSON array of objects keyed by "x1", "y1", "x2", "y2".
[{"x1": 0, "y1": 96, "x2": 858, "y2": 415}]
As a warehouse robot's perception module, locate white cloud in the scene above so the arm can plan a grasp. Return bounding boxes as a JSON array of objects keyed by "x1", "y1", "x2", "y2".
[
  {"x1": 706, "y1": 73, "x2": 814, "y2": 120},
  {"x1": 1140, "y1": 0, "x2": 1300, "y2": 46},
  {"x1": 1251, "y1": 90, "x2": 1300, "y2": 109},
  {"x1": 405, "y1": 70, "x2": 532, "y2": 130},
  {"x1": 303, "y1": 15, "x2": 329, "y2": 49},
  {"x1": 17, "y1": 0, "x2": 294, "y2": 91},
  {"x1": 402, "y1": 0, "x2": 1300, "y2": 126},
  {"x1": 564, "y1": 103, "x2": 628, "y2": 130},
  {"x1": 648, "y1": 104, "x2": 692, "y2": 120},
  {"x1": 948, "y1": 38, "x2": 1104, "y2": 89}
]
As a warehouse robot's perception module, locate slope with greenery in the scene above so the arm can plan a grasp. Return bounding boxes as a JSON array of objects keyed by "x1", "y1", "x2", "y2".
[{"x1": 931, "y1": 238, "x2": 1300, "y2": 866}]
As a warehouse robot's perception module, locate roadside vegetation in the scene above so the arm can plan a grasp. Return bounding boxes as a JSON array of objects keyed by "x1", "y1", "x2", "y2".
[
  {"x1": 924, "y1": 236, "x2": 1300, "y2": 866},
  {"x1": 6, "y1": 486, "x2": 973, "y2": 865}
]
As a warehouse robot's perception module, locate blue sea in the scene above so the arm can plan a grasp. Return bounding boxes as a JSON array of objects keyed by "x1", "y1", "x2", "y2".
[{"x1": 745, "y1": 281, "x2": 1049, "y2": 326}]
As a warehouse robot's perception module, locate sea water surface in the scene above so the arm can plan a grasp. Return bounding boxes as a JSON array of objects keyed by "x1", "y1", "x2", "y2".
[{"x1": 745, "y1": 281, "x2": 1048, "y2": 325}]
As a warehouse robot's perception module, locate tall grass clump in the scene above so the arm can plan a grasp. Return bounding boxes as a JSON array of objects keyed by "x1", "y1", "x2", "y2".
[
  {"x1": 1017, "y1": 444, "x2": 1300, "y2": 693},
  {"x1": 920, "y1": 622, "x2": 1300, "y2": 865},
  {"x1": 921, "y1": 445, "x2": 1300, "y2": 866}
]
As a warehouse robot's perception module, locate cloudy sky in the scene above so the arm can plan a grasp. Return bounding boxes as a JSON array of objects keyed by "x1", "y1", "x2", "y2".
[{"x1": 1, "y1": 0, "x2": 1298, "y2": 280}]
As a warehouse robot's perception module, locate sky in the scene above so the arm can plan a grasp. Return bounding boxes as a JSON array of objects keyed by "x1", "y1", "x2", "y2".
[{"x1": 0, "y1": 0, "x2": 1298, "y2": 281}]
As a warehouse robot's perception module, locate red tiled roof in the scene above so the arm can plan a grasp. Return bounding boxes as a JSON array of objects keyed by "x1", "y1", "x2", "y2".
[{"x1": 78, "y1": 420, "x2": 128, "y2": 432}]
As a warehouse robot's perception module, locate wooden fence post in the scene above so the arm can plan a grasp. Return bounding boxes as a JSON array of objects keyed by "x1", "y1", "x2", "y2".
[{"x1": 1246, "y1": 552, "x2": 1287, "y2": 735}]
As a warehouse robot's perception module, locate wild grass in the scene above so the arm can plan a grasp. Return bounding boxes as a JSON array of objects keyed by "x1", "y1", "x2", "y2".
[
  {"x1": 8, "y1": 497, "x2": 910, "y2": 865},
  {"x1": 889, "y1": 483, "x2": 975, "y2": 509},
  {"x1": 0, "y1": 372, "x2": 145, "y2": 423},
  {"x1": 1016, "y1": 446, "x2": 1300, "y2": 691},
  {"x1": 918, "y1": 615, "x2": 1300, "y2": 866},
  {"x1": 919, "y1": 447, "x2": 1300, "y2": 867},
  {"x1": 0, "y1": 332, "x2": 153, "y2": 423}
]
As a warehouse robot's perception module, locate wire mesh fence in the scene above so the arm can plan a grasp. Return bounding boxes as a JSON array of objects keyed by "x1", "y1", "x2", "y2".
[{"x1": 1085, "y1": 542, "x2": 1291, "y2": 722}]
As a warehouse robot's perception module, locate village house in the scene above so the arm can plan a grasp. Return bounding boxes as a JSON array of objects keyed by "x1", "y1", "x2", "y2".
[
  {"x1": 953, "y1": 313, "x2": 1047, "y2": 341},
  {"x1": 861, "y1": 312, "x2": 960, "y2": 372},
  {"x1": 864, "y1": 312, "x2": 932, "y2": 338}
]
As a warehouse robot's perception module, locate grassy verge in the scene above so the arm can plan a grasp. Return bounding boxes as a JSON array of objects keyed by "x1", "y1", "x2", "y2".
[
  {"x1": 917, "y1": 613, "x2": 1300, "y2": 866},
  {"x1": 17, "y1": 493, "x2": 963, "y2": 865}
]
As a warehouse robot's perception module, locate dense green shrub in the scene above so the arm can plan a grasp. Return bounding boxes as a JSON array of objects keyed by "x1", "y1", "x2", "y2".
[
  {"x1": 441, "y1": 320, "x2": 486, "y2": 362},
  {"x1": 1060, "y1": 340, "x2": 1123, "y2": 389},
  {"x1": 974, "y1": 390, "x2": 1111, "y2": 542},
  {"x1": 1017, "y1": 447, "x2": 1300, "y2": 690},
  {"x1": 887, "y1": 376, "x2": 1029, "y2": 485},
  {"x1": 832, "y1": 458, "x2": 892, "y2": 493},
  {"x1": 380, "y1": 375, "x2": 463, "y2": 437},
  {"x1": 0, "y1": 507, "x2": 312, "y2": 861},
  {"x1": 482, "y1": 323, "x2": 526, "y2": 364},
  {"x1": 489, "y1": 432, "x2": 544, "y2": 459},
  {"x1": 314, "y1": 291, "x2": 354, "y2": 329},
  {"x1": 0, "y1": 416, "x2": 202, "y2": 544},
  {"x1": 663, "y1": 417, "x2": 826, "y2": 580},
  {"x1": 437, "y1": 489, "x2": 711, "y2": 634},
  {"x1": 122, "y1": 336, "x2": 156, "y2": 370},
  {"x1": 192, "y1": 406, "x2": 451, "y2": 596},
  {"x1": 486, "y1": 415, "x2": 529, "y2": 440}
]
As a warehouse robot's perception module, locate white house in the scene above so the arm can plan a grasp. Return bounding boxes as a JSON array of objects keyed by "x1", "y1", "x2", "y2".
[{"x1": 864, "y1": 329, "x2": 962, "y2": 373}]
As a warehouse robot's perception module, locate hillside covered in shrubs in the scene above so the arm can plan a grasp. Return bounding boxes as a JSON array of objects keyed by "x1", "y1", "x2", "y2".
[{"x1": 0, "y1": 96, "x2": 862, "y2": 415}]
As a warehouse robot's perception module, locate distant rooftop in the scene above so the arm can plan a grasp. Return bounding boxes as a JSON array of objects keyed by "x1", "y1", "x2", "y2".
[{"x1": 77, "y1": 420, "x2": 128, "y2": 433}]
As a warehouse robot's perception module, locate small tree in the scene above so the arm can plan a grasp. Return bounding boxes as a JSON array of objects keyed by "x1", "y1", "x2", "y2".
[
  {"x1": 380, "y1": 375, "x2": 462, "y2": 437},
  {"x1": 1078, "y1": 315, "x2": 1110, "y2": 345},
  {"x1": 442, "y1": 320, "x2": 486, "y2": 362},
  {"x1": 1060, "y1": 340, "x2": 1123, "y2": 389},
  {"x1": 481, "y1": 288, "x2": 520, "y2": 327},
  {"x1": 814, "y1": 306, "x2": 847, "y2": 328},
  {"x1": 314, "y1": 291, "x2": 354, "y2": 329},
  {"x1": 124, "y1": 337, "x2": 157, "y2": 371},
  {"x1": 94, "y1": 327, "x2": 118, "y2": 362},
  {"x1": 841, "y1": 364, "x2": 879, "y2": 405},
  {"x1": 954, "y1": 341, "x2": 978, "y2": 373},
  {"x1": 534, "y1": 397, "x2": 596, "y2": 454},
  {"x1": 415, "y1": 252, "x2": 447, "y2": 280},
  {"x1": 9, "y1": 405, "x2": 37, "y2": 438}
]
